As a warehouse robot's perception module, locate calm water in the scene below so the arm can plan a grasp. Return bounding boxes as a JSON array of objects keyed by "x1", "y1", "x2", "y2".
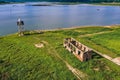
[{"x1": 0, "y1": 3, "x2": 120, "y2": 36}]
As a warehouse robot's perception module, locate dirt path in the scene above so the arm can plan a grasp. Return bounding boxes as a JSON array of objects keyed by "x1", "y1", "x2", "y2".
[
  {"x1": 34, "y1": 37, "x2": 88, "y2": 80},
  {"x1": 79, "y1": 31, "x2": 113, "y2": 37},
  {"x1": 65, "y1": 61, "x2": 88, "y2": 80}
]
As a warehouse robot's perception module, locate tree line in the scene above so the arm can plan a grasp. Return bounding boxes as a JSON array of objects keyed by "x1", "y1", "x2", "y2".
[{"x1": 1, "y1": 0, "x2": 120, "y2": 3}]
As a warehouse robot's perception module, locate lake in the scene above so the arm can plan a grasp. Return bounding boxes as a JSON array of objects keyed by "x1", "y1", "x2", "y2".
[{"x1": 0, "y1": 3, "x2": 120, "y2": 36}]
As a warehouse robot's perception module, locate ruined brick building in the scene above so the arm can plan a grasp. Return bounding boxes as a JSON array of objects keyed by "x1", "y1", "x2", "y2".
[{"x1": 64, "y1": 38, "x2": 93, "y2": 61}]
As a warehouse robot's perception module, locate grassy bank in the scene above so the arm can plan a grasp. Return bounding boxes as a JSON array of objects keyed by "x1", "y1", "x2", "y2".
[
  {"x1": 92, "y1": 2, "x2": 120, "y2": 6},
  {"x1": 0, "y1": 26, "x2": 120, "y2": 80}
]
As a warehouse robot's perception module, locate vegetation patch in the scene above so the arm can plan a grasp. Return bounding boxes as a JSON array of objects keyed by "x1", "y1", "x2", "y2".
[
  {"x1": 84, "y1": 28, "x2": 120, "y2": 57},
  {"x1": 0, "y1": 26, "x2": 120, "y2": 80},
  {"x1": 93, "y1": 2, "x2": 120, "y2": 6}
]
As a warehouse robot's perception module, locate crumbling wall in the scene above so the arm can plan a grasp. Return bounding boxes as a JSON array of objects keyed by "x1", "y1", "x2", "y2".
[{"x1": 64, "y1": 38, "x2": 92, "y2": 62}]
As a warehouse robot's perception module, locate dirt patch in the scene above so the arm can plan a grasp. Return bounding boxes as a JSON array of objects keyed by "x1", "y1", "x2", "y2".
[
  {"x1": 104, "y1": 26, "x2": 111, "y2": 28},
  {"x1": 93, "y1": 67, "x2": 100, "y2": 71},
  {"x1": 35, "y1": 43, "x2": 44, "y2": 48},
  {"x1": 105, "y1": 66, "x2": 110, "y2": 71}
]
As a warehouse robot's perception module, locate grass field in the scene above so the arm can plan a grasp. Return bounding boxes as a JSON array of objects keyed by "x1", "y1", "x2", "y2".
[
  {"x1": 0, "y1": 26, "x2": 120, "y2": 80},
  {"x1": 85, "y1": 28, "x2": 120, "y2": 57}
]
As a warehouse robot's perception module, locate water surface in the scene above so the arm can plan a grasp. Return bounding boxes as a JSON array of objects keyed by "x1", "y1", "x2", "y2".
[{"x1": 0, "y1": 3, "x2": 120, "y2": 36}]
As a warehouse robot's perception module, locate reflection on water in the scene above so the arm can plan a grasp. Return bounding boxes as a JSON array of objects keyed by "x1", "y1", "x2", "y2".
[{"x1": 0, "y1": 3, "x2": 120, "y2": 36}]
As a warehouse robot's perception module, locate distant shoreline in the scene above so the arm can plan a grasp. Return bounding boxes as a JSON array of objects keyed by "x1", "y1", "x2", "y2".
[
  {"x1": 0, "y1": 24, "x2": 119, "y2": 37},
  {"x1": 1, "y1": 2, "x2": 120, "y2": 6},
  {"x1": 33, "y1": 24, "x2": 120, "y2": 32}
]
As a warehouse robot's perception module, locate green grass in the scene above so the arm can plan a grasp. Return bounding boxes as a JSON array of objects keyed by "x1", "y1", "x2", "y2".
[
  {"x1": 81, "y1": 28, "x2": 120, "y2": 57},
  {"x1": 92, "y1": 2, "x2": 120, "y2": 6},
  {"x1": 0, "y1": 26, "x2": 120, "y2": 80},
  {"x1": 0, "y1": 35, "x2": 76, "y2": 80}
]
